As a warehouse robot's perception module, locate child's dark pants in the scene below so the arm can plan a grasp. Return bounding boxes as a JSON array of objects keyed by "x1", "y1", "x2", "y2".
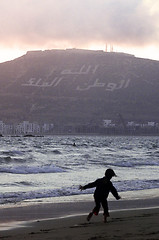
[{"x1": 93, "y1": 196, "x2": 109, "y2": 216}]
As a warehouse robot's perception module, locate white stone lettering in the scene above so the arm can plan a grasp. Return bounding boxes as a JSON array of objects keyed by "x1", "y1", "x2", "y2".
[
  {"x1": 76, "y1": 78, "x2": 105, "y2": 91},
  {"x1": 77, "y1": 79, "x2": 130, "y2": 91},
  {"x1": 22, "y1": 78, "x2": 42, "y2": 86},
  {"x1": 22, "y1": 77, "x2": 63, "y2": 87},
  {"x1": 61, "y1": 65, "x2": 98, "y2": 75},
  {"x1": 105, "y1": 79, "x2": 130, "y2": 91}
]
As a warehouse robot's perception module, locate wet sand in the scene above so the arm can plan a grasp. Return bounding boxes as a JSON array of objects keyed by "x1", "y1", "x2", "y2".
[
  {"x1": 0, "y1": 193, "x2": 159, "y2": 240},
  {"x1": 0, "y1": 207, "x2": 159, "y2": 240}
]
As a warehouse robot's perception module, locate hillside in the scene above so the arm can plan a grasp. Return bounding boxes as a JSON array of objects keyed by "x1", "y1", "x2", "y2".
[{"x1": 0, "y1": 48, "x2": 159, "y2": 128}]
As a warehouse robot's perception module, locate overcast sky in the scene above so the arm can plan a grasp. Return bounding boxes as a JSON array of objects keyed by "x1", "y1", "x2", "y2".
[{"x1": 0, "y1": 0, "x2": 159, "y2": 62}]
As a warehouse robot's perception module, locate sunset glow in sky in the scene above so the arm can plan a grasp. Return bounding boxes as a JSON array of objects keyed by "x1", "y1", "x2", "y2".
[{"x1": 0, "y1": 0, "x2": 159, "y2": 63}]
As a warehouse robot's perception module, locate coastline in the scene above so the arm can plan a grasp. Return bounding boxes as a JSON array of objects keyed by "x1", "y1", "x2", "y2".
[
  {"x1": 0, "y1": 189, "x2": 159, "y2": 239},
  {"x1": 1, "y1": 188, "x2": 159, "y2": 222}
]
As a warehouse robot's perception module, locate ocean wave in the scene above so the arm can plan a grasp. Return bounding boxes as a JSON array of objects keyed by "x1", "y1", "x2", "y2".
[
  {"x1": 116, "y1": 179, "x2": 159, "y2": 192},
  {"x1": 0, "y1": 156, "x2": 12, "y2": 163},
  {"x1": 52, "y1": 150, "x2": 62, "y2": 154},
  {"x1": 97, "y1": 158, "x2": 159, "y2": 168},
  {"x1": 0, "y1": 164, "x2": 66, "y2": 174},
  {"x1": 0, "y1": 179, "x2": 159, "y2": 204},
  {"x1": 2, "y1": 150, "x2": 24, "y2": 156},
  {"x1": 0, "y1": 156, "x2": 27, "y2": 164},
  {"x1": 107, "y1": 162, "x2": 159, "y2": 168},
  {"x1": 0, "y1": 181, "x2": 34, "y2": 187},
  {"x1": 0, "y1": 186, "x2": 87, "y2": 204},
  {"x1": 15, "y1": 181, "x2": 34, "y2": 186},
  {"x1": 82, "y1": 154, "x2": 91, "y2": 159}
]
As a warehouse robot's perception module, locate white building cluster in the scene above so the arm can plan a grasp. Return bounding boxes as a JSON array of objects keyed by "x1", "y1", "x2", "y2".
[
  {"x1": 0, "y1": 121, "x2": 54, "y2": 135},
  {"x1": 103, "y1": 120, "x2": 158, "y2": 128}
]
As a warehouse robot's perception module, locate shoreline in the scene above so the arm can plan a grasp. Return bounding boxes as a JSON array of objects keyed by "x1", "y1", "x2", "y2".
[
  {"x1": 0, "y1": 189, "x2": 159, "y2": 231},
  {"x1": 1, "y1": 188, "x2": 159, "y2": 208},
  {"x1": 0, "y1": 189, "x2": 159, "y2": 239}
]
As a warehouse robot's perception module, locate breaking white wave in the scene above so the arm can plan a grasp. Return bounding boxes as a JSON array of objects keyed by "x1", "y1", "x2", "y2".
[
  {"x1": 0, "y1": 179, "x2": 159, "y2": 205},
  {"x1": 0, "y1": 164, "x2": 65, "y2": 174}
]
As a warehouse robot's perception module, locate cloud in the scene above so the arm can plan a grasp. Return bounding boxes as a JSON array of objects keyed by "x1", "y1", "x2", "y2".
[{"x1": 0, "y1": 0, "x2": 159, "y2": 49}]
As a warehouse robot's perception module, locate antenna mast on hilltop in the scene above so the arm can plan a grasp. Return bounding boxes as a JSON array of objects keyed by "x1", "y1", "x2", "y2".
[
  {"x1": 105, "y1": 43, "x2": 114, "y2": 52},
  {"x1": 105, "y1": 43, "x2": 108, "y2": 52}
]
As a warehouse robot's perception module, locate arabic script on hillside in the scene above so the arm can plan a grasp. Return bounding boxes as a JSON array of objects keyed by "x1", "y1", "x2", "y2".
[{"x1": 21, "y1": 64, "x2": 131, "y2": 91}]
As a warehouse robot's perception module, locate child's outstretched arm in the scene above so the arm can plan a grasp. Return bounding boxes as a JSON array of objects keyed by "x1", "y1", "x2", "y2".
[
  {"x1": 79, "y1": 180, "x2": 97, "y2": 191},
  {"x1": 79, "y1": 185, "x2": 84, "y2": 191}
]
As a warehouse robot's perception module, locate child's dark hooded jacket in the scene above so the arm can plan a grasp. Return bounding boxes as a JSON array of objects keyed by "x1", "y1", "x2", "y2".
[{"x1": 83, "y1": 177, "x2": 120, "y2": 200}]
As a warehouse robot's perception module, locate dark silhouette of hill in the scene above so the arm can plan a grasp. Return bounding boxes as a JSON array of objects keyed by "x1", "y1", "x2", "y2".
[{"x1": 0, "y1": 48, "x2": 159, "y2": 127}]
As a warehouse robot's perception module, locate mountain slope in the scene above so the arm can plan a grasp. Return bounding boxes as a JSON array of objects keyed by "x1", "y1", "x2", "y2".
[{"x1": 0, "y1": 49, "x2": 159, "y2": 125}]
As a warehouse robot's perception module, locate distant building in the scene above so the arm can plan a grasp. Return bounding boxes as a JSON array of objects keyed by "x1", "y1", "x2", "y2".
[
  {"x1": 147, "y1": 122, "x2": 155, "y2": 127},
  {"x1": 103, "y1": 120, "x2": 115, "y2": 127},
  {"x1": 0, "y1": 121, "x2": 4, "y2": 134},
  {"x1": 127, "y1": 121, "x2": 135, "y2": 127},
  {"x1": 0, "y1": 120, "x2": 54, "y2": 135}
]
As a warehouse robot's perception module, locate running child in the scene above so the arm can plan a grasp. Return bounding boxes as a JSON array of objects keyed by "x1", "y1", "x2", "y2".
[{"x1": 79, "y1": 168, "x2": 121, "y2": 222}]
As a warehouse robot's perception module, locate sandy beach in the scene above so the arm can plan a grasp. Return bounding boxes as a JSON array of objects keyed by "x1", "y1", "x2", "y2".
[
  {"x1": 0, "y1": 208, "x2": 159, "y2": 240},
  {"x1": 0, "y1": 192, "x2": 159, "y2": 240}
]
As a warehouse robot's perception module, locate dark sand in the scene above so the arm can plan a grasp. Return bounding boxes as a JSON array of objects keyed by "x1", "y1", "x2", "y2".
[{"x1": 0, "y1": 193, "x2": 159, "y2": 239}]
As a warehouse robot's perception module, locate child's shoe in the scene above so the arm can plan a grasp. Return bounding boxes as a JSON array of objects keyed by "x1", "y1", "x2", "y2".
[
  {"x1": 87, "y1": 212, "x2": 93, "y2": 221},
  {"x1": 103, "y1": 213, "x2": 109, "y2": 223}
]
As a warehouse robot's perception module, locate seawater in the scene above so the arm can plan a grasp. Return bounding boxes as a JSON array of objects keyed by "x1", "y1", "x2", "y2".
[{"x1": 0, "y1": 135, "x2": 159, "y2": 205}]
